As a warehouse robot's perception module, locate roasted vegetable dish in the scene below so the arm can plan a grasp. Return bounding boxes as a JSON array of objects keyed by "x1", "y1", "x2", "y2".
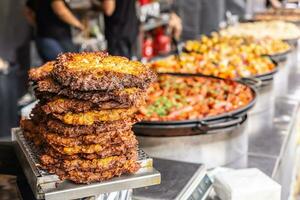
[
  {"x1": 152, "y1": 33, "x2": 279, "y2": 78},
  {"x1": 137, "y1": 75, "x2": 254, "y2": 121},
  {"x1": 184, "y1": 34, "x2": 290, "y2": 56},
  {"x1": 151, "y1": 52, "x2": 275, "y2": 79},
  {"x1": 255, "y1": 8, "x2": 300, "y2": 22},
  {"x1": 221, "y1": 21, "x2": 300, "y2": 40}
]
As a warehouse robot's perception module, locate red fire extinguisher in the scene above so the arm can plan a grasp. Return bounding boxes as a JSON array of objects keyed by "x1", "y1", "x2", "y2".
[
  {"x1": 139, "y1": 0, "x2": 150, "y2": 6},
  {"x1": 154, "y1": 27, "x2": 171, "y2": 55},
  {"x1": 142, "y1": 36, "x2": 154, "y2": 60}
]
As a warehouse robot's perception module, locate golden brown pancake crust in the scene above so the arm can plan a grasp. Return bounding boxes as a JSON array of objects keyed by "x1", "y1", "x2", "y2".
[
  {"x1": 28, "y1": 61, "x2": 54, "y2": 81},
  {"x1": 40, "y1": 96, "x2": 145, "y2": 114},
  {"x1": 34, "y1": 78, "x2": 146, "y2": 105},
  {"x1": 44, "y1": 160, "x2": 140, "y2": 184},
  {"x1": 52, "y1": 52, "x2": 156, "y2": 91}
]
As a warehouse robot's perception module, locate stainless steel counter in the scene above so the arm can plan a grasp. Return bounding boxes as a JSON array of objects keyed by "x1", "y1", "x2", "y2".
[
  {"x1": 227, "y1": 45, "x2": 300, "y2": 200},
  {"x1": 134, "y1": 46, "x2": 300, "y2": 200}
]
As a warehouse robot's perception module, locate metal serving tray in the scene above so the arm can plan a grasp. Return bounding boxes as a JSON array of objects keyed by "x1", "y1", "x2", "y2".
[
  {"x1": 137, "y1": 74, "x2": 257, "y2": 125},
  {"x1": 269, "y1": 48, "x2": 292, "y2": 63},
  {"x1": 11, "y1": 128, "x2": 160, "y2": 200}
]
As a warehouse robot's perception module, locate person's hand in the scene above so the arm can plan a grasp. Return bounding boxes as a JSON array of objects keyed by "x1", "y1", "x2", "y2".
[
  {"x1": 270, "y1": 0, "x2": 282, "y2": 9},
  {"x1": 76, "y1": 23, "x2": 89, "y2": 38},
  {"x1": 75, "y1": 23, "x2": 85, "y2": 31},
  {"x1": 168, "y1": 13, "x2": 182, "y2": 40}
]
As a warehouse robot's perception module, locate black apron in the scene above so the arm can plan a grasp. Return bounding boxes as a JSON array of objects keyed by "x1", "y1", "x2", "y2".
[
  {"x1": 200, "y1": 0, "x2": 225, "y2": 35},
  {"x1": 178, "y1": 0, "x2": 225, "y2": 39},
  {"x1": 177, "y1": 0, "x2": 202, "y2": 40},
  {"x1": 226, "y1": 0, "x2": 246, "y2": 17},
  {"x1": 104, "y1": 0, "x2": 139, "y2": 58},
  {"x1": 26, "y1": 0, "x2": 72, "y2": 40}
]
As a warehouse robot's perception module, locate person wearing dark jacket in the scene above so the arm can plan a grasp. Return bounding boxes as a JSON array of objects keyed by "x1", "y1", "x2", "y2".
[
  {"x1": 24, "y1": 0, "x2": 84, "y2": 61},
  {"x1": 101, "y1": 0, "x2": 182, "y2": 58},
  {"x1": 101, "y1": 0, "x2": 139, "y2": 58}
]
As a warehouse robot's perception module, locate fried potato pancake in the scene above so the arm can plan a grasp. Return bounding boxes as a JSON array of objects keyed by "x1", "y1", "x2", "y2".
[
  {"x1": 29, "y1": 61, "x2": 54, "y2": 81},
  {"x1": 44, "y1": 159, "x2": 140, "y2": 184},
  {"x1": 21, "y1": 119, "x2": 138, "y2": 155},
  {"x1": 34, "y1": 78, "x2": 145, "y2": 104},
  {"x1": 45, "y1": 118, "x2": 137, "y2": 137},
  {"x1": 42, "y1": 129, "x2": 137, "y2": 147},
  {"x1": 52, "y1": 52, "x2": 156, "y2": 91},
  {"x1": 48, "y1": 139, "x2": 137, "y2": 155},
  {"x1": 45, "y1": 144, "x2": 138, "y2": 160},
  {"x1": 53, "y1": 107, "x2": 138, "y2": 126},
  {"x1": 40, "y1": 149, "x2": 138, "y2": 172},
  {"x1": 41, "y1": 96, "x2": 145, "y2": 114},
  {"x1": 27, "y1": 109, "x2": 139, "y2": 137}
]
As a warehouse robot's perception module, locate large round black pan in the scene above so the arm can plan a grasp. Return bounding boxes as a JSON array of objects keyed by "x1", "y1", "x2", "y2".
[{"x1": 133, "y1": 74, "x2": 257, "y2": 136}]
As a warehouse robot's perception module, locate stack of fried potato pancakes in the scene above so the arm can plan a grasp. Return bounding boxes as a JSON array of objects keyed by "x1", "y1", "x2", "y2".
[{"x1": 20, "y1": 52, "x2": 156, "y2": 184}]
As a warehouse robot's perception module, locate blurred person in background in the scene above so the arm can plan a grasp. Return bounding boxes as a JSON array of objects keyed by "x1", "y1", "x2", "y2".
[
  {"x1": 223, "y1": 0, "x2": 283, "y2": 26},
  {"x1": 0, "y1": 0, "x2": 31, "y2": 138},
  {"x1": 177, "y1": 0, "x2": 224, "y2": 38},
  {"x1": 100, "y1": 0, "x2": 182, "y2": 58},
  {"x1": 24, "y1": 0, "x2": 84, "y2": 62},
  {"x1": 267, "y1": 0, "x2": 284, "y2": 8},
  {"x1": 225, "y1": 0, "x2": 246, "y2": 17},
  {"x1": 250, "y1": 0, "x2": 284, "y2": 14}
]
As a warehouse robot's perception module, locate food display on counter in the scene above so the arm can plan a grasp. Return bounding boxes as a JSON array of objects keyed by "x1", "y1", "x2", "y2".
[
  {"x1": 152, "y1": 33, "x2": 280, "y2": 78},
  {"x1": 221, "y1": 20, "x2": 300, "y2": 40},
  {"x1": 249, "y1": 37, "x2": 291, "y2": 55},
  {"x1": 137, "y1": 75, "x2": 254, "y2": 121},
  {"x1": 254, "y1": 9, "x2": 300, "y2": 22},
  {"x1": 20, "y1": 52, "x2": 156, "y2": 184},
  {"x1": 185, "y1": 34, "x2": 291, "y2": 56},
  {"x1": 151, "y1": 51, "x2": 275, "y2": 79}
]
